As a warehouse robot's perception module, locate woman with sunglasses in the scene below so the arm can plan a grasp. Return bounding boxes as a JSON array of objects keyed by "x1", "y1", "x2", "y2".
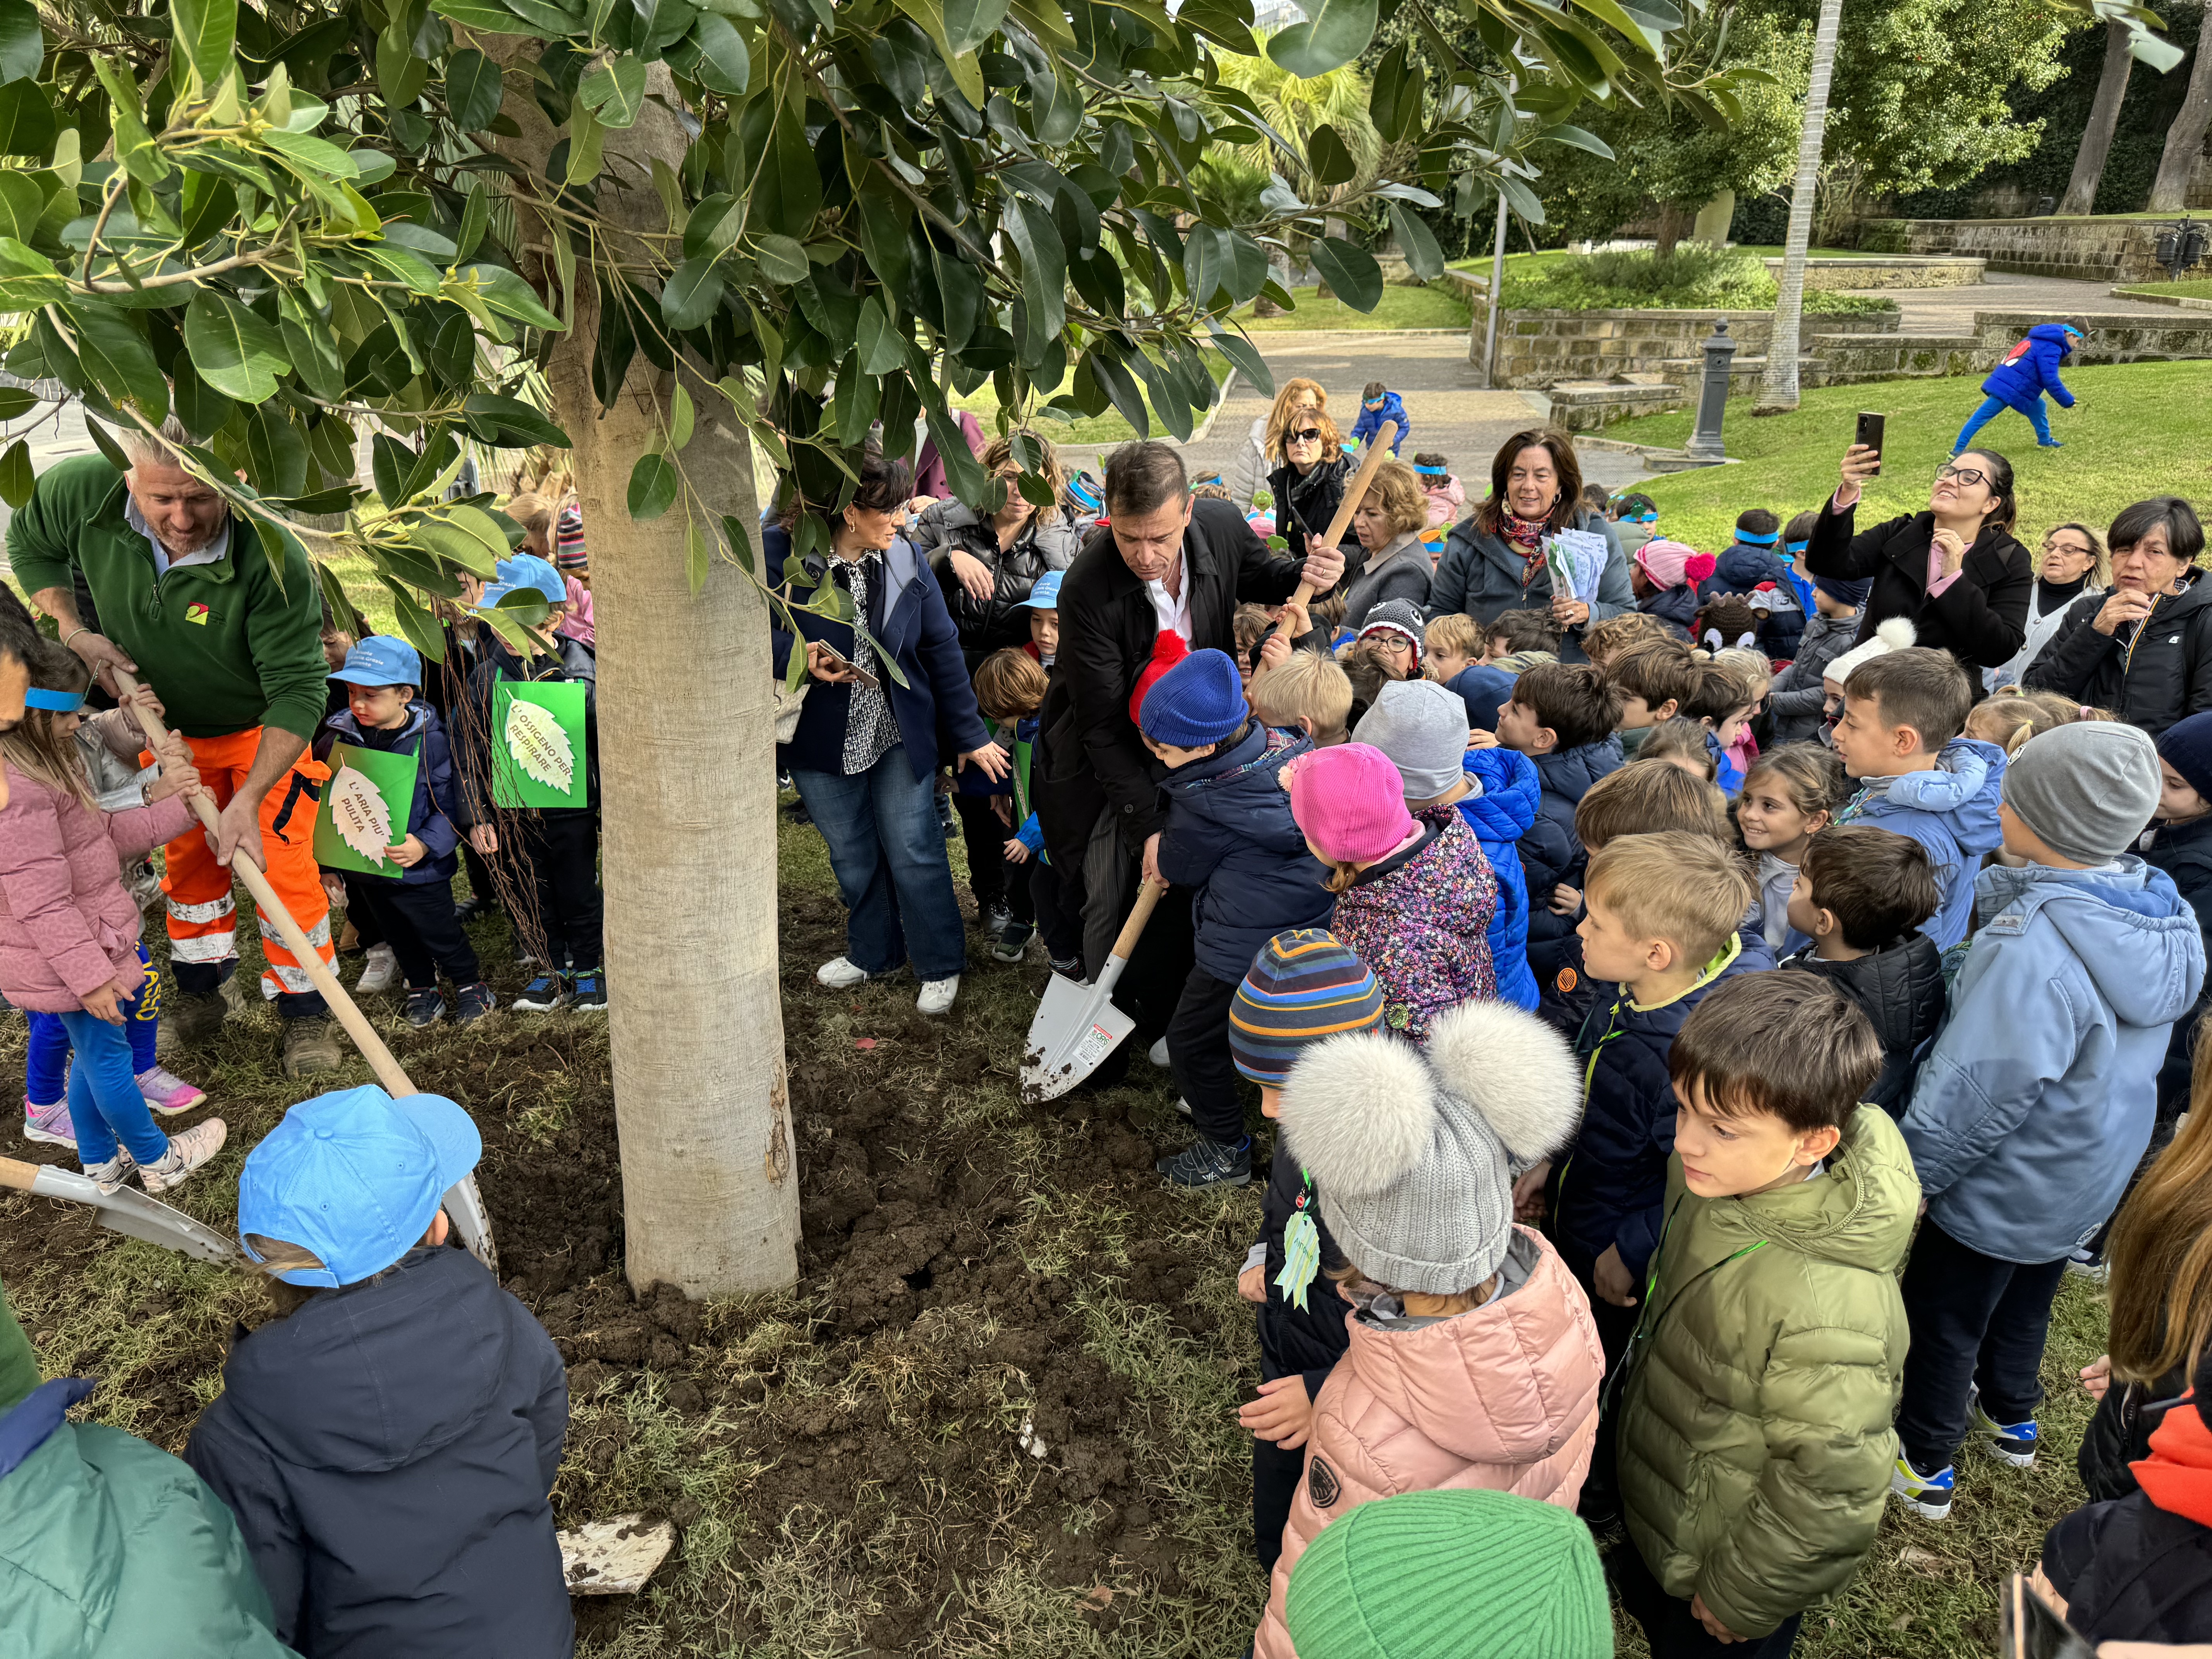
[
  {"x1": 1806, "y1": 441, "x2": 2032, "y2": 685},
  {"x1": 1266, "y1": 402, "x2": 1353, "y2": 570},
  {"x1": 1986, "y1": 522, "x2": 2108, "y2": 693},
  {"x1": 2027, "y1": 498, "x2": 2212, "y2": 738}
]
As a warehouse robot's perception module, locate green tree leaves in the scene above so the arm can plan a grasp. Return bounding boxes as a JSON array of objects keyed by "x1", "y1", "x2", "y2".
[
  {"x1": 445, "y1": 50, "x2": 503, "y2": 131},
  {"x1": 1267, "y1": 0, "x2": 1378, "y2": 77},
  {"x1": 0, "y1": 0, "x2": 42, "y2": 88},
  {"x1": 170, "y1": 0, "x2": 238, "y2": 91},
  {"x1": 627, "y1": 452, "x2": 679, "y2": 519},
  {"x1": 183, "y1": 291, "x2": 290, "y2": 402}
]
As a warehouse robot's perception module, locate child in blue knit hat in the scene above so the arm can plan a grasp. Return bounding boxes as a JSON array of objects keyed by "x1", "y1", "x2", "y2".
[{"x1": 1142, "y1": 649, "x2": 1335, "y2": 1191}]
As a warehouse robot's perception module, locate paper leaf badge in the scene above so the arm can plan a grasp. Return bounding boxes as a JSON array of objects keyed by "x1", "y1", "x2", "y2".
[
  {"x1": 328, "y1": 768, "x2": 394, "y2": 866},
  {"x1": 506, "y1": 697, "x2": 576, "y2": 794}
]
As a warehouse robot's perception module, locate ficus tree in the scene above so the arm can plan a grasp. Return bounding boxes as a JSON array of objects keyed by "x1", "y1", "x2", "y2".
[{"x1": 12, "y1": 0, "x2": 1759, "y2": 1295}]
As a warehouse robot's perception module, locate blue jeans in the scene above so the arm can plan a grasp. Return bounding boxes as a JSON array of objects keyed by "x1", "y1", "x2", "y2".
[
  {"x1": 26, "y1": 943, "x2": 160, "y2": 1102},
  {"x1": 792, "y1": 747, "x2": 967, "y2": 981},
  {"x1": 55, "y1": 1007, "x2": 168, "y2": 1168},
  {"x1": 1954, "y1": 393, "x2": 2052, "y2": 452}
]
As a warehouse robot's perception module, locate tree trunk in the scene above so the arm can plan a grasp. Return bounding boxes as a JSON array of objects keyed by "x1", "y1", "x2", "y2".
[
  {"x1": 1653, "y1": 200, "x2": 1695, "y2": 258},
  {"x1": 490, "y1": 60, "x2": 801, "y2": 1296},
  {"x1": 2061, "y1": 21, "x2": 2136, "y2": 215},
  {"x1": 2150, "y1": 0, "x2": 2212, "y2": 212},
  {"x1": 1757, "y1": 0, "x2": 1844, "y2": 414}
]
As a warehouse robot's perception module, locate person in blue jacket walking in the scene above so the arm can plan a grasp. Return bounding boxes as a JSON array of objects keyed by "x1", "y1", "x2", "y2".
[
  {"x1": 1954, "y1": 318, "x2": 2086, "y2": 454},
  {"x1": 1350, "y1": 382, "x2": 1410, "y2": 455}
]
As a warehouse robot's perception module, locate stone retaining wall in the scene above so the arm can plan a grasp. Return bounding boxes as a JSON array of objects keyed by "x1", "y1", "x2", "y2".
[
  {"x1": 1855, "y1": 217, "x2": 2178, "y2": 283},
  {"x1": 1758, "y1": 256, "x2": 1985, "y2": 290},
  {"x1": 1466, "y1": 304, "x2": 1898, "y2": 390},
  {"x1": 1972, "y1": 310, "x2": 2212, "y2": 364}
]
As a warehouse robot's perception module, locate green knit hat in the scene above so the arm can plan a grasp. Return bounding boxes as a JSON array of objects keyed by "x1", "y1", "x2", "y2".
[{"x1": 1285, "y1": 1490, "x2": 1611, "y2": 1659}]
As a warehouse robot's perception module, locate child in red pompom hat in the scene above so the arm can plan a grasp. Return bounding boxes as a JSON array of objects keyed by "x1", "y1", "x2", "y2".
[{"x1": 1629, "y1": 541, "x2": 1713, "y2": 642}]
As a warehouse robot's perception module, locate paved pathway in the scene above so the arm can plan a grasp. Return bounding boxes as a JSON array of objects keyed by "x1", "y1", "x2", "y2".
[{"x1": 1831, "y1": 268, "x2": 2178, "y2": 332}]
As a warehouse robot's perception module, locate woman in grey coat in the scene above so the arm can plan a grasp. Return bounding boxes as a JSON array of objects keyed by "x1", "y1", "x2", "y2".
[
  {"x1": 1327, "y1": 457, "x2": 1435, "y2": 631},
  {"x1": 1429, "y1": 429, "x2": 1630, "y2": 661}
]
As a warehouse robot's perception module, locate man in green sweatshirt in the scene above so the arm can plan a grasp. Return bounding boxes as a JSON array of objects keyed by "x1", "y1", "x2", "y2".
[{"x1": 7, "y1": 419, "x2": 342, "y2": 1075}]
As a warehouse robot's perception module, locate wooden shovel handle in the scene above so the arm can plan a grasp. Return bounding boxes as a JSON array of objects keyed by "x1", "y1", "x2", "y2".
[
  {"x1": 0, "y1": 1156, "x2": 39, "y2": 1194},
  {"x1": 1252, "y1": 421, "x2": 1399, "y2": 661},
  {"x1": 111, "y1": 670, "x2": 416, "y2": 1100},
  {"x1": 1110, "y1": 879, "x2": 1168, "y2": 963}
]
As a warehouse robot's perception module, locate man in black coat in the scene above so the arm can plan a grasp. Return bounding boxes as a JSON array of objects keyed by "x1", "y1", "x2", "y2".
[{"x1": 1037, "y1": 442, "x2": 1341, "y2": 1029}]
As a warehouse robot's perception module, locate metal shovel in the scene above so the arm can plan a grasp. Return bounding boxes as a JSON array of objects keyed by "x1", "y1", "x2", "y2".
[
  {"x1": 0, "y1": 1154, "x2": 243, "y2": 1266},
  {"x1": 1021, "y1": 881, "x2": 1166, "y2": 1103}
]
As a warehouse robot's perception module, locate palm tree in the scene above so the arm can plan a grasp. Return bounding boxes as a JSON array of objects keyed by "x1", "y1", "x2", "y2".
[
  {"x1": 2149, "y1": 0, "x2": 2212, "y2": 212},
  {"x1": 1757, "y1": 0, "x2": 1844, "y2": 413},
  {"x1": 1211, "y1": 43, "x2": 1382, "y2": 214},
  {"x1": 2061, "y1": 21, "x2": 2136, "y2": 214}
]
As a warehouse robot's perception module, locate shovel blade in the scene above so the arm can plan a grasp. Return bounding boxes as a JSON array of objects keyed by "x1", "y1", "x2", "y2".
[
  {"x1": 1021, "y1": 972, "x2": 1137, "y2": 1103},
  {"x1": 30, "y1": 1166, "x2": 242, "y2": 1266}
]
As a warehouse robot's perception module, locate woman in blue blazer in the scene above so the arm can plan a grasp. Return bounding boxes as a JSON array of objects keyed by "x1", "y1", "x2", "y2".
[{"x1": 768, "y1": 452, "x2": 1008, "y2": 1015}]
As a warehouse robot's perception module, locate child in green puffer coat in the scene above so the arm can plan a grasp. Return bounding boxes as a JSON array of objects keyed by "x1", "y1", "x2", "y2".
[
  {"x1": 1611, "y1": 972, "x2": 1919, "y2": 1658},
  {"x1": 0, "y1": 1276, "x2": 294, "y2": 1658}
]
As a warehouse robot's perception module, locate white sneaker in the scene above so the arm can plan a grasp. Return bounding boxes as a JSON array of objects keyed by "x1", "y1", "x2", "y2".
[
  {"x1": 140, "y1": 1118, "x2": 227, "y2": 1195},
  {"x1": 917, "y1": 975, "x2": 960, "y2": 1016},
  {"x1": 817, "y1": 957, "x2": 872, "y2": 989},
  {"x1": 1148, "y1": 1037, "x2": 1171, "y2": 1068},
  {"x1": 356, "y1": 943, "x2": 399, "y2": 995}
]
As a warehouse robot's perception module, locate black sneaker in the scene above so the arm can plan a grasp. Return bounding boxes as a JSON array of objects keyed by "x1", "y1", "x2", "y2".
[
  {"x1": 991, "y1": 920, "x2": 1033, "y2": 962},
  {"x1": 980, "y1": 900, "x2": 1013, "y2": 938},
  {"x1": 514, "y1": 973, "x2": 566, "y2": 1012},
  {"x1": 454, "y1": 895, "x2": 488, "y2": 924},
  {"x1": 1157, "y1": 1135, "x2": 1251, "y2": 1189},
  {"x1": 404, "y1": 988, "x2": 447, "y2": 1029},
  {"x1": 453, "y1": 982, "x2": 497, "y2": 1023},
  {"x1": 569, "y1": 968, "x2": 607, "y2": 1011}
]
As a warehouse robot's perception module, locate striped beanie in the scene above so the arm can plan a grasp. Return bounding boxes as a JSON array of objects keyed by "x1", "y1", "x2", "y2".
[
  {"x1": 1230, "y1": 930, "x2": 1385, "y2": 1086},
  {"x1": 554, "y1": 499, "x2": 587, "y2": 570}
]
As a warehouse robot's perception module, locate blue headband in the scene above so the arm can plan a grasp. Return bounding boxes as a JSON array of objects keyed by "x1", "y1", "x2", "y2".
[
  {"x1": 1632, "y1": 511, "x2": 1657, "y2": 522},
  {"x1": 1785, "y1": 540, "x2": 1809, "y2": 555},
  {"x1": 1735, "y1": 529, "x2": 1779, "y2": 546},
  {"x1": 1413, "y1": 464, "x2": 1447, "y2": 477},
  {"x1": 24, "y1": 687, "x2": 85, "y2": 712}
]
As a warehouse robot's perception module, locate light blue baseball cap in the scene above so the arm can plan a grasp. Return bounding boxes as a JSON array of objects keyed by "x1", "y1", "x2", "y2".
[
  {"x1": 238, "y1": 1086, "x2": 483, "y2": 1286},
  {"x1": 327, "y1": 635, "x2": 423, "y2": 689},
  {"x1": 481, "y1": 553, "x2": 567, "y2": 607},
  {"x1": 1021, "y1": 570, "x2": 1063, "y2": 610}
]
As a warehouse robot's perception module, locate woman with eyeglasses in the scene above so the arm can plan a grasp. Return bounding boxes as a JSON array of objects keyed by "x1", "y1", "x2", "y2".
[
  {"x1": 1264, "y1": 386, "x2": 1353, "y2": 571},
  {"x1": 1323, "y1": 459, "x2": 1435, "y2": 631},
  {"x1": 2027, "y1": 498, "x2": 2212, "y2": 738},
  {"x1": 1985, "y1": 522, "x2": 2108, "y2": 693},
  {"x1": 1806, "y1": 441, "x2": 2033, "y2": 685}
]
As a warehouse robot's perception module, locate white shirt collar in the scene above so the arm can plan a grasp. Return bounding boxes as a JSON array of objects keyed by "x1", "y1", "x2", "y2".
[
  {"x1": 124, "y1": 494, "x2": 231, "y2": 578},
  {"x1": 1144, "y1": 555, "x2": 1191, "y2": 641}
]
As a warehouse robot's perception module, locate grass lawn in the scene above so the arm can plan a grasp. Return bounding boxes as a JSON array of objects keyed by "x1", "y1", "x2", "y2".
[
  {"x1": 1227, "y1": 283, "x2": 1471, "y2": 332},
  {"x1": 1609, "y1": 360, "x2": 2212, "y2": 554},
  {"x1": 0, "y1": 796, "x2": 2118, "y2": 1657},
  {"x1": 2115, "y1": 278, "x2": 2212, "y2": 303}
]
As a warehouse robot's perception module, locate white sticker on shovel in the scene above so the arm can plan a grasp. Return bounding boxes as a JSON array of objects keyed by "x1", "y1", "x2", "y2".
[{"x1": 1073, "y1": 1022, "x2": 1117, "y2": 1070}]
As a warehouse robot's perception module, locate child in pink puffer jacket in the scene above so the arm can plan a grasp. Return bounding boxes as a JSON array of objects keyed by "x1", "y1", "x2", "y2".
[
  {"x1": 1253, "y1": 998, "x2": 1602, "y2": 1659},
  {"x1": 1415, "y1": 453, "x2": 1464, "y2": 566},
  {"x1": 0, "y1": 651, "x2": 227, "y2": 1195}
]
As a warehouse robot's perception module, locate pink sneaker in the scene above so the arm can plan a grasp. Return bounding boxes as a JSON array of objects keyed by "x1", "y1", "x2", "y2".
[
  {"x1": 22, "y1": 1097, "x2": 74, "y2": 1149},
  {"x1": 136, "y1": 1066, "x2": 208, "y2": 1116}
]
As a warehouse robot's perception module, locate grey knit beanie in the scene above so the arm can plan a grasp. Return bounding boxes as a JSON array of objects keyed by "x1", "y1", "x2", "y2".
[
  {"x1": 2003, "y1": 720, "x2": 2162, "y2": 865},
  {"x1": 1279, "y1": 1002, "x2": 1582, "y2": 1295},
  {"x1": 1356, "y1": 678, "x2": 1471, "y2": 802}
]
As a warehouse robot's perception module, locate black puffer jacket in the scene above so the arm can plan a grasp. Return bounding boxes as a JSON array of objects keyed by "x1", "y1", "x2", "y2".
[
  {"x1": 2144, "y1": 811, "x2": 2212, "y2": 1118},
  {"x1": 1267, "y1": 453, "x2": 1351, "y2": 563},
  {"x1": 910, "y1": 499, "x2": 1079, "y2": 666},
  {"x1": 2079, "y1": 1369, "x2": 2188, "y2": 1503},
  {"x1": 2045, "y1": 1482, "x2": 2212, "y2": 1647},
  {"x1": 1779, "y1": 934, "x2": 1946, "y2": 1115},
  {"x1": 1805, "y1": 501, "x2": 2032, "y2": 680},
  {"x1": 2026, "y1": 572, "x2": 2212, "y2": 738},
  {"x1": 1253, "y1": 1135, "x2": 1355, "y2": 1391}
]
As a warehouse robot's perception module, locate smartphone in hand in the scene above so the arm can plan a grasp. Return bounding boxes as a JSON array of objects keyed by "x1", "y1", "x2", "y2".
[
  {"x1": 2000, "y1": 1574, "x2": 2094, "y2": 1659},
  {"x1": 818, "y1": 646, "x2": 880, "y2": 690},
  {"x1": 1855, "y1": 412, "x2": 1886, "y2": 476}
]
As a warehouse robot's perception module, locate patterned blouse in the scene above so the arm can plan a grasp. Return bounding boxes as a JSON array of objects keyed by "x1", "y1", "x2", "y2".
[
  {"x1": 1330, "y1": 808, "x2": 1499, "y2": 1042},
  {"x1": 834, "y1": 554, "x2": 899, "y2": 776}
]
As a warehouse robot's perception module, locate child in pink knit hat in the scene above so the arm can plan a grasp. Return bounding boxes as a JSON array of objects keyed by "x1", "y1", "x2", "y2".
[
  {"x1": 1288, "y1": 744, "x2": 1498, "y2": 1042},
  {"x1": 1629, "y1": 540, "x2": 1716, "y2": 644}
]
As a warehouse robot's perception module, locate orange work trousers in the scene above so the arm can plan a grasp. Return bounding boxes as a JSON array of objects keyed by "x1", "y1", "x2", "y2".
[{"x1": 161, "y1": 728, "x2": 335, "y2": 1015}]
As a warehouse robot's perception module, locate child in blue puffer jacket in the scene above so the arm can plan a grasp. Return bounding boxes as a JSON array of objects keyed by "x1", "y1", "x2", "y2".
[
  {"x1": 1350, "y1": 383, "x2": 1410, "y2": 455},
  {"x1": 1894, "y1": 723, "x2": 2205, "y2": 1522},
  {"x1": 1829, "y1": 648, "x2": 2004, "y2": 950},
  {"x1": 1953, "y1": 318, "x2": 2084, "y2": 453},
  {"x1": 1147, "y1": 650, "x2": 1335, "y2": 1192},
  {"x1": 318, "y1": 637, "x2": 493, "y2": 1029},
  {"x1": 1352, "y1": 679, "x2": 1540, "y2": 1010}
]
